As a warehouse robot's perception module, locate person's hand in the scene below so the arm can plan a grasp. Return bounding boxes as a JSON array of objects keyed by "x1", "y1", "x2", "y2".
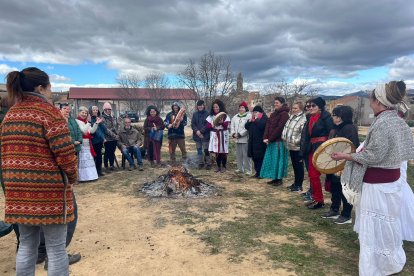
[
  {"x1": 263, "y1": 139, "x2": 269, "y2": 144},
  {"x1": 237, "y1": 133, "x2": 242, "y2": 138},
  {"x1": 232, "y1": 133, "x2": 236, "y2": 138},
  {"x1": 74, "y1": 141, "x2": 81, "y2": 145},
  {"x1": 168, "y1": 124, "x2": 173, "y2": 129},
  {"x1": 96, "y1": 117, "x2": 103, "y2": 124},
  {"x1": 331, "y1": 152, "x2": 350, "y2": 161},
  {"x1": 196, "y1": 130, "x2": 201, "y2": 136}
]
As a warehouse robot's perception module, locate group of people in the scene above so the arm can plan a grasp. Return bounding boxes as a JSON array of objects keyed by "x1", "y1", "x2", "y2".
[{"x1": 1, "y1": 66, "x2": 414, "y2": 276}]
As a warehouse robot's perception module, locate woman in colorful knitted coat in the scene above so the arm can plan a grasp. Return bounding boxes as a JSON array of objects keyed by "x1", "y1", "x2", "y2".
[
  {"x1": 206, "y1": 99, "x2": 231, "y2": 173},
  {"x1": 260, "y1": 97, "x2": 290, "y2": 185},
  {"x1": 76, "y1": 106, "x2": 101, "y2": 181},
  {"x1": 1, "y1": 67, "x2": 78, "y2": 275}
]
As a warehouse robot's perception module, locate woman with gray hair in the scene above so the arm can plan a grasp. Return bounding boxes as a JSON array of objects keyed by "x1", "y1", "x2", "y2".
[
  {"x1": 75, "y1": 106, "x2": 102, "y2": 181},
  {"x1": 332, "y1": 81, "x2": 414, "y2": 275}
]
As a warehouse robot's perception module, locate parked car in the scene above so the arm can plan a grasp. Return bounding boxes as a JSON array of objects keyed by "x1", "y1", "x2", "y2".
[{"x1": 120, "y1": 111, "x2": 139, "y2": 122}]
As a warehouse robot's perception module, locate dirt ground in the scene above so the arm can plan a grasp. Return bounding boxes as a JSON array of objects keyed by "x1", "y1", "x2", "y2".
[
  {"x1": 1, "y1": 127, "x2": 413, "y2": 275},
  {"x1": 0, "y1": 165, "x2": 297, "y2": 276}
]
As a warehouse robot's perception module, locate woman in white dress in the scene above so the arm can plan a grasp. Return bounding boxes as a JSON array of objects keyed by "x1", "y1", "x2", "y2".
[
  {"x1": 206, "y1": 99, "x2": 230, "y2": 173},
  {"x1": 332, "y1": 81, "x2": 414, "y2": 276},
  {"x1": 76, "y1": 106, "x2": 102, "y2": 181}
]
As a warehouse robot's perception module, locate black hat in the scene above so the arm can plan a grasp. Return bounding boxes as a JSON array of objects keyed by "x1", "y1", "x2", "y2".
[
  {"x1": 252, "y1": 105, "x2": 264, "y2": 113},
  {"x1": 310, "y1": 97, "x2": 326, "y2": 110},
  {"x1": 196, "y1": 100, "x2": 205, "y2": 106},
  {"x1": 332, "y1": 105, "x2": 353, "y2": 124}
]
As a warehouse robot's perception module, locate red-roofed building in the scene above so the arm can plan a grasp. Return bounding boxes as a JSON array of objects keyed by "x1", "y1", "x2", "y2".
[{"x1": 68, "y1": 87, "x2": 197, "y2": 118}]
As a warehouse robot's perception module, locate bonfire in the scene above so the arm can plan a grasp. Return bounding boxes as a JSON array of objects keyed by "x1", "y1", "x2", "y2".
[{"x1": 141, "y1": 166, "x2": 218, "y2": 198}]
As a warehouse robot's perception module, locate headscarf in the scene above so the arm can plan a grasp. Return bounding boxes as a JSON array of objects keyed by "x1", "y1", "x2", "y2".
[{"x1": 374, "y1": 83, "x2": 410, "y2": 114}]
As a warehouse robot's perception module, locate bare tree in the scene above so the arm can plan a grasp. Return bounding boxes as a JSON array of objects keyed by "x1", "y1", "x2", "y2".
[
  {"x1": 178, "y1": 50, "x2": 234, "y2": 107},
  {"x1": 144, "y1": 72, "x2": 169, "y2": 112},
  {"x1": 117, "y1": 73, "x2": 146, "y2": 116}
]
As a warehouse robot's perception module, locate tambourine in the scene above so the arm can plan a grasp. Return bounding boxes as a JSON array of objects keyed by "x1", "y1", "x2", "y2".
[
  {"x1": 213, "y1": 112, "x2": 227, "y2": 127},
  {"x1": 312, "y1": 137, "x2": 356, "y2": 174},
  {"x1": 172, "y1": 107, "x2": 186, "y2": 128}
]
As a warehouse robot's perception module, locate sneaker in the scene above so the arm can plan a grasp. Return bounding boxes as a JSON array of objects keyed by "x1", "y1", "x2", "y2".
[
  {"x1": 128, "y1": 165, "x2": 134, "y2": 171},
  {"x1": 334, "y1": 216, "x2": 352, "y2": 224},
  {"x1": 205, "y1": 165, "x2": 212, "y2": 170},
  {"x1": 110, "y1": 166, "x2": 116, "y2": 171},
  {"x1": 36, "y1": 254, "x2": 46, "y2": 264},
  {"x1": 68, "y1": 253, "x2": 81, "y2": 265},
  {"x1": 290, "y1": 185, "x2": 303, "y2": 192},
  {"x1": 138, "y1": 165, "x2": 144, "y2": 171},
  {"x1": 286, "y1": 184, "x2": 295, "y2": 190},
  {"x1": 215, "y1": 167, "x2": 221, "y2": 173},
  {"x1": 220, "y1": 167, "x2": 227, "y2": 173},
  {"x1": 308, "y1": 201, "x2": 325, "y2": 209},
  {"x1": 321, "y1": 209, "x2": 340, "y2": 219},
  {"x1": 235, "y1": 169, "x2": 242, "y2": 173},
  {"x1": 245, "y1": 171, "x2": 252, "y2": 176},
  {"x1": 304, "y1": 199, "x2": 315, "y2": 206}
]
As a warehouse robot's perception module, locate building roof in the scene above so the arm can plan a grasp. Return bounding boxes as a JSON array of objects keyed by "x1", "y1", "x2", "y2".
[{"x1": 68, "y1": 87, "x2": 197, "y2": 100}]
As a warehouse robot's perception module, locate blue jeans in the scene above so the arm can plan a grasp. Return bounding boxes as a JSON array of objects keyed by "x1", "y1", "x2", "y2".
[
  {"x1": 17, "y1": 224, "x2": 68, "y2": 276},
  {"x1": 122, "y1": 145, "x2": 143, "y2": 166},
  {"x1": 38, "y1": 192, "x2": 78, "y2": 258}
]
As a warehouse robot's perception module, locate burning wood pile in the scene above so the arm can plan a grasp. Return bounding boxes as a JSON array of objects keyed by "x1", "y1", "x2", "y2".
[{"x1": 141, "y1": 166, "x2": 218, "y2": 198}]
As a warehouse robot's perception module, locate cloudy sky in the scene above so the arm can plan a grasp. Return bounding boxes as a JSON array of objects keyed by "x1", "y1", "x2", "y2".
[{"x1": 1, "y1": 0, "x2": 414, "y2": 94}]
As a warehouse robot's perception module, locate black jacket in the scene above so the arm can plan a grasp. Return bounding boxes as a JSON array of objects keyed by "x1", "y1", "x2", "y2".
[
  {"x1": 327, "y1": 122, "x2": 360, "y2": 183},
  {"x1": 301, "y1": 110, "x2": 334, "y2": 155},
  {"x1": 245, "y1": 114, "x2": 268, "y2": 159},
  {"x1": 191, "y1": 110, "x2": 210, "y2": 142}
]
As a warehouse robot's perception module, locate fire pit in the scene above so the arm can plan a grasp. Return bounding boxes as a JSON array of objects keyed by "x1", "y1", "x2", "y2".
[{"x1": 141, "y1": 166, "x2": 219, "y2": 198}]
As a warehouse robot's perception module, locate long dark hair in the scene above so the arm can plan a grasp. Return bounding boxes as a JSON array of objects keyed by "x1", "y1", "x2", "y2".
[
  {"x1": 6, "y1": 67, "x2": 50, "y2": 106},
  {"x1": 210, "y1": 99, "x2": 227, "y2": 115},
  {"x1": 146, "y1": 105, "x2": 160, "y2": 116}
]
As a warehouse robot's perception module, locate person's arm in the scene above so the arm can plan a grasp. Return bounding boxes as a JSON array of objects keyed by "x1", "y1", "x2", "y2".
[
  {"x1": 45, "y1": 113, "x2": 77, "y2": 184},
  {"x1": 269, "y1": 112, "x2": 289, "y2": 142},
  {"x1": 230, "y1": 116, "x2": 236, "y2": 136},
  {"x1": 181, "y1": 114, "x2": 187, "y2": 127},
  {"x1": 238, "y1": 115, "x2": 251, "y2": 137},
  {"x1": 89, "y1": 121, "x2": 99, "y2": 134},
  {"x1": 191, "y1": 113, "x2": 198, "y2": 132}
]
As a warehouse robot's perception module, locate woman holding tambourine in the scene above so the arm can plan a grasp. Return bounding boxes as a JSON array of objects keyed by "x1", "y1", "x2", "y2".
[
  {"x1": 206, "y1": 99, "x2": 230, "y2": 173},
  {"x1": 302, "y1": 97, "x2": 334, "y2": 209},
  {"x1": 321, "y1": 105, "x2": 359, "y2": 224}
]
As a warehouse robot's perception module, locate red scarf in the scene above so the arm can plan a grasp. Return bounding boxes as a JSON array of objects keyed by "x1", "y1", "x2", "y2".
[
  {"x1": 77, "y1": 116, "x2": 96, "y2": 157},
  {"x1": 308, "y1": 113, "x2": 321, "y2": 135}
]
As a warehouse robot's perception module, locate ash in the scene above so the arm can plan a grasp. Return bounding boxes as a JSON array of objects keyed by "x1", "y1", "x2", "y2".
[{"x1": 141, "y1": 166, "x2": 219, "y2": 198}]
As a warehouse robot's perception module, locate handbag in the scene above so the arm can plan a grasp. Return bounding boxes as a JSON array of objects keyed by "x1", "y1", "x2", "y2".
[{"x1": 150, "y1": 129, "x2": 163, "y2": 142}]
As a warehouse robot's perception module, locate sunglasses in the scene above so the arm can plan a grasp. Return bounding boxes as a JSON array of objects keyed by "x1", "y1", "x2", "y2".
[
  {"x1": 307, "y1": 104, "x2": 317, "y2": 108},
  {"x1": 104, "y1": 108, "x2": 112, "y2": 111}
]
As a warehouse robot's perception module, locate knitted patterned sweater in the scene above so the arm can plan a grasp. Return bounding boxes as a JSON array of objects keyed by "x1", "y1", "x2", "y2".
[{"x1": 1, "y1": 93, "x2": 78, "y2": 225}]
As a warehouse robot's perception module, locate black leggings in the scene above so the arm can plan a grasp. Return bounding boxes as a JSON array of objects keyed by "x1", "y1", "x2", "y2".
[{"x1": 215, "y1": 153, "x2": 227, "y2": 168}]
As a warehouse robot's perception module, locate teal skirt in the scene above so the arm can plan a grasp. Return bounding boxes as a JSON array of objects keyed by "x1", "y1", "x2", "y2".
[{"x1": 260, "y1": 141, "x2": 288, "y2": 180}]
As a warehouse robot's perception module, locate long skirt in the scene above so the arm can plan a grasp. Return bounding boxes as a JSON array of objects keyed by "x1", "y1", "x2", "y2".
[
  {"x1": 78, "y1": 139, "x2": 98, "y2": 182},
  {"x1": 354, "y1": 165, "x2": 414, "y2": 276},
  {"x1": 259, "y1": 141, "x2": 288, "y2": 180}
]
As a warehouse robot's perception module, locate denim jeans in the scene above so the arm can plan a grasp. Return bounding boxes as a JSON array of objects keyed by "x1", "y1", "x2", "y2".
[
  {"x1": 17, "y1": 224, "x2": 68, "y2": 276},
  {"x1": 122, "y1": 145, "x2": 143, "y2": 166},
  {"x1": 195, "y1": 141, "x2": 210, "y2": 165},
  {"x1": 38, "y1": 192, "x2": 78, "y2": 259}
]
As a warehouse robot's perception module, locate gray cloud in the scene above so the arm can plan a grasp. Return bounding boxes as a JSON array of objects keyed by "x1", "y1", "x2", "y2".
[{"x1": 1, "y1": 0, "x2": 414, "y2": 90}]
